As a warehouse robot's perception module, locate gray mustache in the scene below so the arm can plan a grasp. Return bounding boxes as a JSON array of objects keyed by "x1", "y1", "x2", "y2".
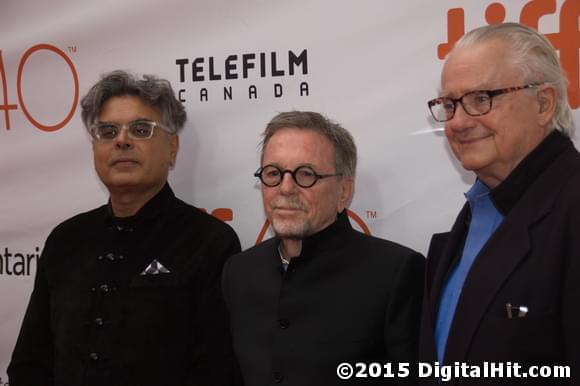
[{"x1": 272, "y1": 199, "x2": 306, "y2": 211}]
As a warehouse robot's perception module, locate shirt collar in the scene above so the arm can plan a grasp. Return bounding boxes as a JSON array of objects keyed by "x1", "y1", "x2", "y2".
[
  {"x1": 465, "y1": 178, "x2": 490, "y2": 205},
  {"x1": 490, "y1": 130, "x2": 573, "y2": 215},
  {"x1": 104, "y1": 183, "x2": 174, "y2": 228},
  {"x1": 277, "y1": 210, "x2": 352, "y2": 263},
  {"x1": 278, "y1": 245, "x2": 290, "y2": 271}
]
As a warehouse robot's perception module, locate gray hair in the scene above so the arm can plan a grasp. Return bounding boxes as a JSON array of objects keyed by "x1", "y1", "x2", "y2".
[
  {"x1": 80, "y1": 70, "x2": 186, "y2": 133},
  {"x1": 453, "y1": 22, "x2": 574, "y2": 137},
  {"x1": 260, "y1": 111, "x2": 357, "y2": 177}
]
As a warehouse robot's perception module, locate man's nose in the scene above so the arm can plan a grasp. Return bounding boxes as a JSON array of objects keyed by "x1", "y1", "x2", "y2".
[
  {"x1": 278, "y1": 172, "x2": 299, "y2": 195},
  {"x1": 445, "y1": 102, "x2": 473, "y2": 133},
  {"x1": 115, "y1": 128, "x2": 133, "y2": 149}
]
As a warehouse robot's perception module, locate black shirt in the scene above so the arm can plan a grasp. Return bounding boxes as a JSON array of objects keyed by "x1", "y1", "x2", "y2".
[
  {"x1": 223, "y1": 211, "x2": 425, "y2": 386},
  {"x1": 8, "y1": 183, "x2": 241, "y2": 386}
]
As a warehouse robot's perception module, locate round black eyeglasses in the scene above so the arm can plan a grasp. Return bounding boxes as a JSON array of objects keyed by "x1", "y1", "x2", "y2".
[{"x1": 254, "y1": 165, "x2": 342, "y2": 188}]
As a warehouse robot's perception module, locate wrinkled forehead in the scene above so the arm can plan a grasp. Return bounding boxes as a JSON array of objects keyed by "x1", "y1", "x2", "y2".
[
  {"x1": 265, "y1": 127, "x2": 335, "y2": 150},
  {"x1": 97, "y1": 95, "x2": 162, "y2": 122},
  {"x1": 262, "y1": 127, "x2": 336, "y2": 166},
  {"x1": 440, "y1": 40, "x2": 522, "y2": 97}
]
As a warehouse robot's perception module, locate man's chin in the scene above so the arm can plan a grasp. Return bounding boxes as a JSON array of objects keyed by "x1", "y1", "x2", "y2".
[
  {"x1": 271, "y1": 221, "x2": 310, "y2": 239},
  {"x1": 101, "y1": 177, "x2": 145, "y2": 193},
  {"x1": 457, "y1": 153, "x2": 491, "y2": 172}
]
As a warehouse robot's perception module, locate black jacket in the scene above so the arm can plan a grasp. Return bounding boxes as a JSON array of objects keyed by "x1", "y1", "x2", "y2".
[
  {"x1": 419, "y1": 132, "x2": 580, "y2": 385},
  {"x1": 8, "y1": 184, "x2": 241, "y2": 386},
  {"x1": 223, "y1": 211, "x2": 425, "y2": 386}
]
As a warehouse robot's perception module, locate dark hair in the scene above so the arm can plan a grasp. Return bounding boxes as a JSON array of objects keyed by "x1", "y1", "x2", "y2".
[{"x1": 80, "y1": 70, "x2": 186, "y2": 133}]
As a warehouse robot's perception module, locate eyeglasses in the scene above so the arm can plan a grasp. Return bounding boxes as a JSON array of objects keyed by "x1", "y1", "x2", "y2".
[
  {"x1": 90, "y1": 120, "x2": 172, "y2": 140},
  {"x1": 254, "y1": 165, "x2": 342, "y2": 188},
  {"x1": 427, "y1": 83, "x2": 543, "y2": 122}
]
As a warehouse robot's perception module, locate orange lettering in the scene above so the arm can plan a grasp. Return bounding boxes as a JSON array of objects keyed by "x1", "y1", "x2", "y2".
[
  {"x1": 0, "y1": 50, "x2": 18, "y2": 130},
  {"x1": 520, "y1": 0, "x2": 556, "y2": 29},
  {"x1": 546, "y1": 0, "x2": 580, "y2": 108},
  {"x1": 485, "y1": 2, "x2": 506, "y2": 24},
  {"x1": 211, "y1": 208, "x2": 233, "y2": 222},
  {"x1": 346, "y1": 209, "x2": 371, "y2": 235},
  {"x1": 438, "y1": 8, "x2": 465, "y2": 59},
  {"x1": 17, "y1": 44, "x2": 79, "y2": 132},
  {"x1": 439, "y1": 2, "x2": 580, "y2": 109}
]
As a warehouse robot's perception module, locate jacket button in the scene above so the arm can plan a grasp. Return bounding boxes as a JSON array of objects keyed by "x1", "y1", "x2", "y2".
[
  {"x1": 279, "y1": 319, "x2": 289, "y2": 329},
  {"x1": 273, "y1": 372, "x2": 284, "y2": 383},
  {"x1": 94, "y1": 317, "x2": 104, "y2": 327},
  {"x1": 88, "y1": 352, "x2": 99, "y2": 361}
]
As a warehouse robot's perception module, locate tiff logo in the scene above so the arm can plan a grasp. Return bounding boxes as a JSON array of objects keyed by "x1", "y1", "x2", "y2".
[{"x1": 439, "y1": 0, "x2": 580, "y2": 108}]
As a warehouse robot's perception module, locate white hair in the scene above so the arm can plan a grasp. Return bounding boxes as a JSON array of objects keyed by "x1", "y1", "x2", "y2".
[{"x1": 453, "y1": 22, "x2": 574, "y2": 137}]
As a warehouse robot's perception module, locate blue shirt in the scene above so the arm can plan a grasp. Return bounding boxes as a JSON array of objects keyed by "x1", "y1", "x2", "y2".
[{"x1": 434, "y1": 179, "x2": 504, "y2": 361}]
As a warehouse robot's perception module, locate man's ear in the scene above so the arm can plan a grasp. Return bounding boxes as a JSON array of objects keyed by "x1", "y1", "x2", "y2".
[
  {"x1": 337, "y1": 176, "x2": 355, "y2": 213},
  {"x1": 536, "y1": 85, "x2": 557, "y2": 127},
  {"x1": 169, "y1": 134, "x2": 179, "y2": 168}
]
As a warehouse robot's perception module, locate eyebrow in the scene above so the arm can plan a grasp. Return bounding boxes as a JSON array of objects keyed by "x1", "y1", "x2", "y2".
[
  {"x1": 95, "y1": 117, "x2": 155, "y2": 124},
  {"x1": 264, "y1": 163, "x2": 318, "y2": 169},
  {"x1": 438, "y1": 83, "x2": 495, "y2": 98}
]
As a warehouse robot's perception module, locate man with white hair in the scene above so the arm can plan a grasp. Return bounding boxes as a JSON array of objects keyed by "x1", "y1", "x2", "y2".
[{"x1": 420, "y1": 23, "x2": 579, "y2": 385}]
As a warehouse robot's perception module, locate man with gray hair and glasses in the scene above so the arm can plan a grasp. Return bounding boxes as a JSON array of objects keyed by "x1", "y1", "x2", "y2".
[
  {"x1": 8, "y1": 70, "x2": 241, "y2": 386},
  {"x1": 420, "y1": 23, "x2": 580, "y2": 385},
  {"x1": 222, "y1": 111, "x2": 425, "y2": 385}
]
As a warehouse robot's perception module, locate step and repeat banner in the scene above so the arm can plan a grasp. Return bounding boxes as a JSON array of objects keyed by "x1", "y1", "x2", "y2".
[{"x1": 1, "y1": 0, "x2": 578, "y2": 381}]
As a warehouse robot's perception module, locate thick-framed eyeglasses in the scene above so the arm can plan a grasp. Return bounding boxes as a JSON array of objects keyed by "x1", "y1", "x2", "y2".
[
  {"x1": 90, "y1": 120, "x2": 172, "y2": 141},
  {"x1": 427, "y1": 83, "x2": 543, "y2": 122},
  {"x1": 254, "y1": 164, "x2": 342, "y2": 188}
]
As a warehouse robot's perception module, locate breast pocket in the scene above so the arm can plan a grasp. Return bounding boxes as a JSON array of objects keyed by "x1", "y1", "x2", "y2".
[
  {"x1": 125, "y1": 273, "x2": 191, "y2": 323},
  {"x1": 475, "y1": 309, "x2": 559, "y2": 359},
  {"x1": 130, "y1": 273, "x2": 182, "y2": 287}
]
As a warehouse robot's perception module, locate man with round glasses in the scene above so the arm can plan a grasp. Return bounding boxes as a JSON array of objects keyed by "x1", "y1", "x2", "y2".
[
  {"x1": 8, "y1": 70, "x2": 241, "y2": 386},
  {"x1": 222, "y1": 111, "x2": 424, "y2": 385},
  {"x1": 420, "y1": 23, "x2": 580, "y2": 385}
]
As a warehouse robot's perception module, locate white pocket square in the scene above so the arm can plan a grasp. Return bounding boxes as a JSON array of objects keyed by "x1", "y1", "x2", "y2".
[{"x1": 140, "y1": 259, "x2": 171, "y2": 275}]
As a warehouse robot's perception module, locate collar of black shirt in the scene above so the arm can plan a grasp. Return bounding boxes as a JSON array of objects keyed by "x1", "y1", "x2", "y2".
[
  {"x1": 490, "y1": 130, "x2": 574, "y2": 216},
  {"x1": 104, "y1": 182, "x2": 174, "y2": 228},
  {"x1": 277, "y1": 210, "x2": 352, "y2": 264}
]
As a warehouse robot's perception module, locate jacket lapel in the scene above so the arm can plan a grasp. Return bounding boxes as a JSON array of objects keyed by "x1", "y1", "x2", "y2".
[
  {"x1": 443, "y1": 209, "x2": 533, "y2": 362},
  {"x1": 427, "y1": 205, "x2": 469, "y2": 320}
]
